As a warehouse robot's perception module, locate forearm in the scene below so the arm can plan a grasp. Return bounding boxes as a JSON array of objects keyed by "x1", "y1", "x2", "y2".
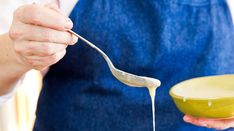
[{"x1": 0, "y1": 33, "x2": 29, "y2": 95}]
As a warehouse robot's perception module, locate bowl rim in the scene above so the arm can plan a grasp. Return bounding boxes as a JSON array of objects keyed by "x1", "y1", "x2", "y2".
[{"x1": 169, "y1": 74, "x2": 234, "y2": 101}]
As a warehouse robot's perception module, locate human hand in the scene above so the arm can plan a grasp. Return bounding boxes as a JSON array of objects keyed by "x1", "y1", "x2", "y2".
[
  {"x1": 184, "y1": 115, "x2": 234, "y2": 130},
  {"x1": 9, "y1": 3, "x2": 78, "y2": 71}
]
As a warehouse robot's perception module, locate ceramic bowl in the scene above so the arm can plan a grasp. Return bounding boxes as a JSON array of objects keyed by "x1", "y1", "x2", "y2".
[{"x1": 170, "y1": 75, "x2": 234, "y2": 119}]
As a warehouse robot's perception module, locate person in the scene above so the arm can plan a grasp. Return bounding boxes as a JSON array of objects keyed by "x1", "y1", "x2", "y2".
[{"x1": 0, "y1": 0, "x2": 234, "y2": 130}]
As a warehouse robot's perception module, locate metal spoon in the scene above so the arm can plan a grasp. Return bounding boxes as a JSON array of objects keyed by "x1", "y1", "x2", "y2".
[{"x1": 68, "y1": 30, "x2": 161, "y2": 88}]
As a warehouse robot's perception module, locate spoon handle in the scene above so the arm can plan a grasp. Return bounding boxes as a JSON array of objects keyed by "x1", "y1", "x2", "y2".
[
  {"x1": 68, "y1": 30, "x2": 95, "y2": 48},
  {"x1": 68, "y1": 30, "x2": 115, "y2": 69}
]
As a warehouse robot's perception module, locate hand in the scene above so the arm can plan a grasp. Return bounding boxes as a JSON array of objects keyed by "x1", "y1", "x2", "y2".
[
  {"x1": 9, "y1": 3, "x2": 78, "y2": 71},
  {"x1": 184, "y1": 115, "x2": 234, "y2": 130}
]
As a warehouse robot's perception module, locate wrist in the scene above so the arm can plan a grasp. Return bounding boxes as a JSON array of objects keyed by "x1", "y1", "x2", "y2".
[{"x1": 0, "y1": 33, "x2": 31, "y2": 95}]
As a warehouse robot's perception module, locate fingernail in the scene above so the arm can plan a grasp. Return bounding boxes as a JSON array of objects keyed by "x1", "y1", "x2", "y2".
[
  {"x1": 65, "y1": 18, "x2": 73, "y2": 30},
  {"x1": 72, "y1": 35, "x2": 78, "y2": 44},
  {"x1": 183, "y1": 116, "x2": 190, "y2": 122}
]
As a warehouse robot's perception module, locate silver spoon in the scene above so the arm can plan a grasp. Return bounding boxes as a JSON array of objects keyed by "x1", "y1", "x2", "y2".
[{"x1": 68, "y1": 30, "x2": 161, "y2": 88}]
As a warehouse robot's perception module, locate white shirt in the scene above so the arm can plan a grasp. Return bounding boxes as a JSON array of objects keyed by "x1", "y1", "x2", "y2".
[
  {"x1": 0, "y1": 0, "x2": 78, "y2": 34},
  {"x1": 0, "y1": 0, "x2": 233, "y2": 103}
]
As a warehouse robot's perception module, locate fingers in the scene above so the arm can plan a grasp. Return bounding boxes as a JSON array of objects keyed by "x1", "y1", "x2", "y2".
[
  {"x1": 9, "y1": 3, "x2": 77, "y2": 71},
  {"x1": 183, "y1": 115, "x2": 207, "y2": 127},
  {"x1": 14, "y1": 4, "x2": 72, "y2": 31},
  {"x1": 10, "y1": 23, "x2": 78, "y2": 45},
  {"x1": 24, "y1": 49, "x2": 66, "y2": 71},
  {"x1": 13, "y1": 40, "x2": 69, "y2": 71},
  {"x1": 183, "y1": 115, "x2": 234, "y2": 130},
  {"x1": 14, "y1": 41, "x2": 67, "y2": 57}
]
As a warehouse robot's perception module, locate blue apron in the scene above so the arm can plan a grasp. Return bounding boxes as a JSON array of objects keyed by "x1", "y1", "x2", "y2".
[{"x1": 34, "y1": 0, "x2": 234, "y2": 131}]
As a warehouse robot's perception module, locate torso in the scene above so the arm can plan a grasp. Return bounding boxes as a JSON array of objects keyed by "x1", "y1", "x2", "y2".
[{"x1": 34, "y1": 0, "x2": 234, "y2": 131}]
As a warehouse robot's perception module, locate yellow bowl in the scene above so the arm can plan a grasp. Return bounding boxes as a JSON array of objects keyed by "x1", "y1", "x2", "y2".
[{"x1": 169, "y1": 75, "x2": 234, "y2": 119}]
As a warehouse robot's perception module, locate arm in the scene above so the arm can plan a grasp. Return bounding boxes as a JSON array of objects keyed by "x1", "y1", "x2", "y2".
[{"x1": 0, "y1": 3, "x2": 77, "y2": 96}]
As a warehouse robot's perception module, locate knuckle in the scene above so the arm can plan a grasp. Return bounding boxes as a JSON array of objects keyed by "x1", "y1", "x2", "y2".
[
  {"x1": 9, "y1": 27, "x2": 22, "y2": 40},
  {"x1": 43, "y1": 49, "x2": 66, "y2": 65},
  {"x1": 42, "y1": 30, "x2": 50, "y2": 41},
  {"x1": 42, "y1": 30, "x2": 54, "y2": 42},
  {"x1": 14, "y1": 44, "x2": 24, "y2": 54},
  {"x1": 43, "y1": 45, "x2": 54, "y2": 56},
  {"x1": 25, "y1": 42, "x2": 37, "y2": 52},
  {"x1": 13, "y1": 10, "x2": 21, "y2": 19},
  {"x1": 13, "y1": 6, "x2": 24, "y2": 19}
]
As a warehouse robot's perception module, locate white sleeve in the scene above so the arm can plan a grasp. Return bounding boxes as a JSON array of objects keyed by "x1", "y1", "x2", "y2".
[
  {"x1": 59, "y1": 0, "x2": 79, "y2": 16},
  {"x1": 227, "y1": 0, "x2": 234, "y2": 25},
  {"x1": 33, "y1": 0, "x2": 78, "y2": 16},
  {"x1": 0, "y1": 0, "x2": 56, "y2": 34}
]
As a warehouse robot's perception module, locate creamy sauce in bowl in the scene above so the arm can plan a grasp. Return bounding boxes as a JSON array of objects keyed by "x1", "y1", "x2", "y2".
[{"x1": 172, "y1": 75, "x2": 234, "y2": 99}]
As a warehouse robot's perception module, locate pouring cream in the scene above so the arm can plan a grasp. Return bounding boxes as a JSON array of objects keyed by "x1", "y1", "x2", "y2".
[{"x1": 144, "y1": 77, "x2": 161, "y2": 131}]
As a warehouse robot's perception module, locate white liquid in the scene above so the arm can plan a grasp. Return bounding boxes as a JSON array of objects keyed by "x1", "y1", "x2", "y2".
[
  {"x1": 183, "y1": 97, "x2": 187, "y2": 102},
  {"x1": 172, "y1": 75, "x2": 234, "y2": 99},
  {"x1": 208, "y1": 100, "x2": 212, "y2": 107},
  {"x1": 148, "y1": 87, "x2": 156, "y2": 131},
  {"x1": 125, "y1": 76, "x2": 160, "y2": 131},
  {"x1": 143, "y1": 78, "x2": 160, "y2": 131},
  {"x1": 174, "y1": 85, "x2": 234, "y2": 98}
]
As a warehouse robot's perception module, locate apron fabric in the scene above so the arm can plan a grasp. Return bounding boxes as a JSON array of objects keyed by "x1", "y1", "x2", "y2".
[{"x1": 33, "y1": 0, "x2": 234, "y2": 131}]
